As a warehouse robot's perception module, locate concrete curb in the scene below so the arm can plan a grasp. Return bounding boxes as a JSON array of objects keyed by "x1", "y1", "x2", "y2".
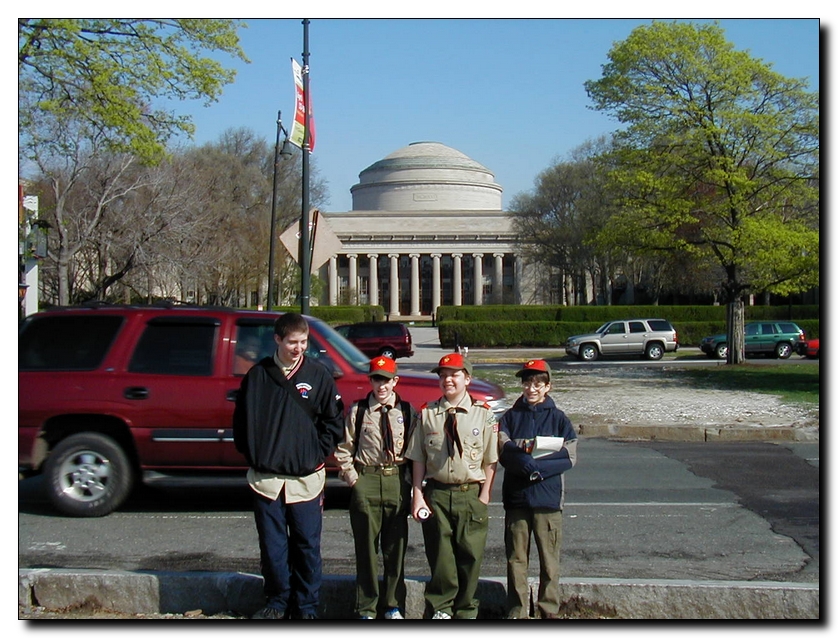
[
  {"x1": 577, "y1": 423, "x2": 820, "y2": 443},
  {"x1": 19, "y1": 569, "x2": 819, "y2": 620}
]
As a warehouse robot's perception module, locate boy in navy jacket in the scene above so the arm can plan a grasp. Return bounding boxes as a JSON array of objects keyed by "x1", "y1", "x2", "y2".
[{"x1": 498, "y1": 359, "x2": 578, "y2": 619}]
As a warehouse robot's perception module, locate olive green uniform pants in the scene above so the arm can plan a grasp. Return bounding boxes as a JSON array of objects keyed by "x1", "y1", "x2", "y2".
[
  {"x1": 422, "y1": 481, "x2": 489, "y2": 619},
  {"x1": 349, "y1": 465, "x2": 410, "y2": 618},
  {"x1": 504, "y1": 508, "x2": 563, "y2": 619}
]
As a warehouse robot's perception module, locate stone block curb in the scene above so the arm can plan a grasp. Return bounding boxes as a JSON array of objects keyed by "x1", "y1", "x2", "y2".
[
  {"x1": 19, "y1": 569, "x2": 819, "y2": 620},
  {"x1": 577, "y1": 423, "x2": 819, "y2": 443}
]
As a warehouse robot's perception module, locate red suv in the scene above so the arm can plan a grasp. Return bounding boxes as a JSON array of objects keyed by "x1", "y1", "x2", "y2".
[
  {"x1": 18, "y1": 305, "x2": 508, "y2": 517},
  {"x1": 335, "y1": 321, "x2": 414, "y2": 359}
]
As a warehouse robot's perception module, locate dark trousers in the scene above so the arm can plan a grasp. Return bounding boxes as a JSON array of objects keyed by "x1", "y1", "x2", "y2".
[{"x1": 253, "y1": 489, "x2": 324, "y2": 617}]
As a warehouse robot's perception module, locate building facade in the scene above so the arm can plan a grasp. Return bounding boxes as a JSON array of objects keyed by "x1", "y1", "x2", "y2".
[{"x1": 318, "y1": 141, "x2": 534, "y2": 318}]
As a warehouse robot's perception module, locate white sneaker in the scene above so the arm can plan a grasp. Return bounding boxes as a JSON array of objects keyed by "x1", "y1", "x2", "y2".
[
  {"x1": 384, "y1": 608, "x2": 404, "y2": 619},
  {"x1": 432, "y1": 610, "x2": 452, "y2": 619}
]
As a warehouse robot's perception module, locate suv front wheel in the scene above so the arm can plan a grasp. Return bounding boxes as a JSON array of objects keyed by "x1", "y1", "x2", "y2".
[
  {"x1": 578, "y1": 344, "x2": 599, "y2": 362},
  {"x1": 44, "y1": 432, "x2": 134, "y2": 518}
]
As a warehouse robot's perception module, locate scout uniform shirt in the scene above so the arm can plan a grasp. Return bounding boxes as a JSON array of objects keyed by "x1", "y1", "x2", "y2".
[
  {"x1": 406, "y1": 394, "x2": 499, "y2": 485},
  {"x1": 334, "y1": 393, "x2": 414, "y2": 486}
]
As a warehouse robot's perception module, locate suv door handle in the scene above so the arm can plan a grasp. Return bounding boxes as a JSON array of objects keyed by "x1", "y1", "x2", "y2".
[
  {"x1": 227, "y1": 389, "x2": 239, "y2": 402},
  {"x1": 124, "y1": 387, "x2": 149, "y2": 400}
]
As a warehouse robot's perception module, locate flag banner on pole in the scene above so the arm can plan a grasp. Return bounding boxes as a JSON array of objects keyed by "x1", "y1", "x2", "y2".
[{"x1": 289, "y1": 58, "x2": 315, "y2": 152}]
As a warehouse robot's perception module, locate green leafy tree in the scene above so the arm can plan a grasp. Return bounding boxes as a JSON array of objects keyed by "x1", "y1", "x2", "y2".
[
  {"x1": 19, "y1": 18, "x2": 247, "y2": 164},
  {"x1": 585, "y1": 21, "x2": 819, "y2": 363}
]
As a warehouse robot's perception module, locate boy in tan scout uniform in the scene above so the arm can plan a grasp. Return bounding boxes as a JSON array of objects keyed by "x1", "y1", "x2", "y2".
[
  {"x1": 406, "y1": 353, "x2": 499, "y2": 619},
  {"x1": 334, "y1": 355, "x2": 418, "y2": 620}
]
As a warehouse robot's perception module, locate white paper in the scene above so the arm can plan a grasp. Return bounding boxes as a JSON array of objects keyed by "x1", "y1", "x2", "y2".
[{"x1": 532, "y1": 436, "x2": 565, "y2": 459}]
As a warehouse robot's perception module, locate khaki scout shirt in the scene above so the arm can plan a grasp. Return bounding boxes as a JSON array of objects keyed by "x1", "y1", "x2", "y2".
[
  {"x1": 334, "y1": 393, "x2": 416, "y2": 486},
  {"x1": 405, "y1": 394, "x2": 498, "y2": 485}
]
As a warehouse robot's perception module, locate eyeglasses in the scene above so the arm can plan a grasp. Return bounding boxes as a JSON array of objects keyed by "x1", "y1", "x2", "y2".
[{"x1": 522, "y1": 381, "x2": 548, "y2": 390}]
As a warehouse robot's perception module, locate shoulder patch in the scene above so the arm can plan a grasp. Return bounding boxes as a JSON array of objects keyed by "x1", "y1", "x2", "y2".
[
  {"x1": 474, "y1": 400, "x2": 491, "y2": 410},
  {"x1": 419, "y1": 402, "x2": 429, "y2": 411}
]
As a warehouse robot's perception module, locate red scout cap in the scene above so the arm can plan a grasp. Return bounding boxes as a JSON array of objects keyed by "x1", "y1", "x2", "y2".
[
  {"x1": 515, "y1": 358, "x2": 552, "y2": 381},
  {"x1": 431, "y1": 352, "x2": 474, "y2": 376},
  {"x1": 368, "y1": 355, "x2": 398, "y2": 378}
]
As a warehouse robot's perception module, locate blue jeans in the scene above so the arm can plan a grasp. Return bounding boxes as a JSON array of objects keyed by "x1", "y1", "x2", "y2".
[{"x1": 253, "y1": 490, "x2": 324, "y2": 616}]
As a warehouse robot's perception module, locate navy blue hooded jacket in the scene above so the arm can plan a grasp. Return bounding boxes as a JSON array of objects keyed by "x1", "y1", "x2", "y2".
[{"x1": 498, "y1": 394, "x2": 578, "y2": 511}]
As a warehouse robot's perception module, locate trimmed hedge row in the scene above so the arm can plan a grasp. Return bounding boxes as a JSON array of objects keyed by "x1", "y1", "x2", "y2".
[
  {"x1": 436, "y1": 304, "x2": 820, "y2": 323},
  {"x1": 275, "y1": 305, "x2": 386, "y2": 323},
  {"x1": 439, "y1": 319, "x2": 820, "y2": 349}
]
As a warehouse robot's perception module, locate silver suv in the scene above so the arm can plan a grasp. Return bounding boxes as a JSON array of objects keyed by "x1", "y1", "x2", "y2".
[{"x1": 565, "y1": 318, "x2": 679, "y2": 362}]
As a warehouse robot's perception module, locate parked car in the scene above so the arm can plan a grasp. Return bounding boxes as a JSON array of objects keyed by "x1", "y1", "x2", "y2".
[
  {"x1": 334, "y1": 321, "x2": 414, "y2": 359},
  {"x1": 699, "y1": 321, "x2": 805, "y2": 360},
  {"x1": 564, "y1": 318, "x2": 678, "y2": 362},
  {"x1": 18, "y1": 305, "x2": 507, "y2": 517},
  {"x1": 795, "y1": 338, "x2": 820, "y2": 359}
]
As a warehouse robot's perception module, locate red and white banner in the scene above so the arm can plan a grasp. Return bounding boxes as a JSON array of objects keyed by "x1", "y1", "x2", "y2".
[{"x1": 289, "y1": 58, "x2": 315, "y2": 152}]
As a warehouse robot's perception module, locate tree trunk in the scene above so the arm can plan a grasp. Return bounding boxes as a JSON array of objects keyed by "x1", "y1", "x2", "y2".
[{"x1": 726, "y1": 299, "x2": 746, "y2": 364}]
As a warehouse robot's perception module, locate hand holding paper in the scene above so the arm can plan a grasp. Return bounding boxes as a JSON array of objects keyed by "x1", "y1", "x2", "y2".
[{"x1": 532, "y1": 436, "x2": 565, "y2": 459}]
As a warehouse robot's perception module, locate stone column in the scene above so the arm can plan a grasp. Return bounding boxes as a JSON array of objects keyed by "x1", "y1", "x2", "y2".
[
  {"x1": 452, "y1": 253, "x2": 463, "y2": 306},
  {"x1": 431, "y1": 253, "x2": 442, "y2": 316},
  {"x1": 473, "y1": 253, "x2": 484, "y2": 306},
  {"x1": 348, "y1": 253, "x2": 358, "y2": 305},
  {"x1": 329, "y1": 255, "x2": 338, "y2": 306},
  {"x1": 493, "y1": 253, "x2": 504, "y2": 304},
  {"x1": 368, "y1": 254, "x2": 379, "y2": 307},
  {"x1": 409, "y1": 253, "x2": 420, "y2": 317},
  {"x1": 388, "y1": 253, "x2": 400, "y2": 316}
]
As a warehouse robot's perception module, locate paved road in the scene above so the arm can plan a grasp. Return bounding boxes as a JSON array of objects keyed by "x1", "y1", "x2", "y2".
[
  {"x1": 18, "y1": 438, "x2": 819, "y2": 585},
  {"x1": 405, "y1": 325, "x2": 819, "y2": 368}
]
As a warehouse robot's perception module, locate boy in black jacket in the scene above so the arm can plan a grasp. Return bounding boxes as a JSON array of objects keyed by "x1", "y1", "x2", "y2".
[
  {"x1": 498, "y1": 359, "x2": 577, "y2": 619},
  {"x1": 233, "y1": 313, "x2": 344, "y2": 620}
]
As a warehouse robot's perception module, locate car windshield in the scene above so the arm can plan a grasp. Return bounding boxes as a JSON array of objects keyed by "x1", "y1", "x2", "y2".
[
  {"x1": 307, "y1": 318, "x2": 369, "y2": 371},
  {"x1": 595, "y1": 322, "x2": 611, "y2": 334}
]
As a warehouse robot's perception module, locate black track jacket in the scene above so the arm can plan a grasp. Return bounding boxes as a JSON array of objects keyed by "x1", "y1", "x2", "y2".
[{"x1": 233, "y1": 355, "x2": 344, "y2": 477}]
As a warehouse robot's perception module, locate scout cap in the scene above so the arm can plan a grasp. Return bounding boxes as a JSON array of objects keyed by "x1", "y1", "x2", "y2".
[
  {"x1": 515, "y1": 358, "x2": 551, "y2": 382},
  {"x1": 431, "y1": 352, "x2": 473, "y2": 376},
  {"x1": 368, "y1": 355, "x2": 398, "y2": 378}
]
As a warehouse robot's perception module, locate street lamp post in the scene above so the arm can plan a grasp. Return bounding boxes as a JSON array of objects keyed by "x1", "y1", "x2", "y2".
[
  {"x1": 266, "y1": 111, "x2": 293, "y2": 312},
  {"x1": 299, "y1": 18, "x2": 312, "y2": 315}
]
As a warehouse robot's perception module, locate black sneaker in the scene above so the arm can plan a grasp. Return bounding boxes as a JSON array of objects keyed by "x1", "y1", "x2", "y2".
[{"x1": 251, "y1": 606, "x2": 286, "y2": 620}]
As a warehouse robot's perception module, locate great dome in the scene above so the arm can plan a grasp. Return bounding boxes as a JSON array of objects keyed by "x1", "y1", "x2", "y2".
[{"x1": 350, "y1": 141, "x2": 503, "y2": 211}]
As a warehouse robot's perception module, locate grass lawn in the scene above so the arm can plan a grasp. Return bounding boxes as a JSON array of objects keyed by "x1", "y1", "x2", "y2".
[{"x1": 678, "y1": 363, "x2": 820, "y2": 406}]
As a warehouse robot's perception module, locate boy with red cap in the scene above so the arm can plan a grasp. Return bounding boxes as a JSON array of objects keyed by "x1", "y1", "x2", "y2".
[
  {"x1": 334, "y1": 355, "x2": 418, "y2": 620},
  {"x1": 498, "y1": 359, "x2": 578, "y2": 619},
  {"x1": 405, "y1": 352, "x2": 498, "y2": 619}
]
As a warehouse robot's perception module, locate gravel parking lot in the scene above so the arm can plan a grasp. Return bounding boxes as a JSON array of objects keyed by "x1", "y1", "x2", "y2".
[{"x1": 547, "y1": 367, "x2": 818, "y2": 430}]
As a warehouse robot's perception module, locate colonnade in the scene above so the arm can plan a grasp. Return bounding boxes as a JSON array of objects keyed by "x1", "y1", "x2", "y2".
[{"x1": 326, "y1": 251, "x2": 518, "y2": 316}]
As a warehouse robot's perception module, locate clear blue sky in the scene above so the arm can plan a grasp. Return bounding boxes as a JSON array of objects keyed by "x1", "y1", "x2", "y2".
[{"x1": 173, "y1": 18, "x2": 821, "y2": 213}]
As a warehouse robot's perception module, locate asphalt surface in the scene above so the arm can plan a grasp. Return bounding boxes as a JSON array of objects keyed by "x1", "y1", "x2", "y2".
[{"x1": 19, "y1": 327, "x2": 821, "y2": 620}]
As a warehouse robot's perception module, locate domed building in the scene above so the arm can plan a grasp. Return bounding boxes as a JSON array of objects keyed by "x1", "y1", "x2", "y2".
[{"x1": 318, "y1": 141, "x2": 532, "y2": 318}]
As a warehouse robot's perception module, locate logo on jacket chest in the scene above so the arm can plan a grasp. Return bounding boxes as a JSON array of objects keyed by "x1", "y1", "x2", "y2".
[{"x1": 296, "y1": 382, "x2": 313, "y2": 399}]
